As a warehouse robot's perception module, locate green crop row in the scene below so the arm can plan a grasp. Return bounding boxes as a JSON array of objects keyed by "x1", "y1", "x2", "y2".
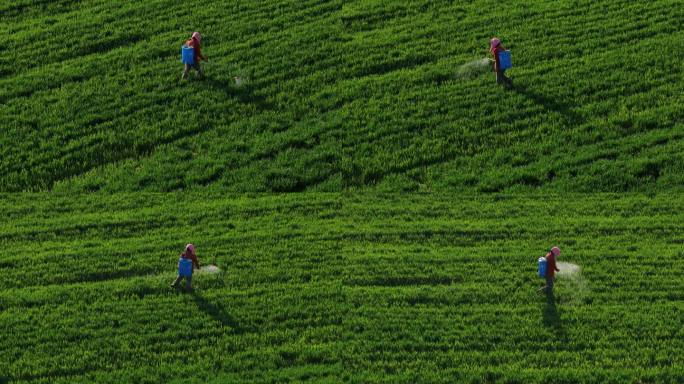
[
  {"x1": 1, "y1": 193, "x2": 682, "y2": 382},
  {"x1": 1, "y1": 0, "x2": 683, "y2": 192}
]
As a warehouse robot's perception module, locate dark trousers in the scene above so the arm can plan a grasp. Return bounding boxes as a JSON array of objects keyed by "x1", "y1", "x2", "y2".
[
  {"x1": 539, "y1": 276, "x2": 555, "y2": 295},
  {"x1": 545, "y1": 276, "x2": 554, "y2": 294},
  {"x1": 172, "y1": 275, "x2": 192, "y2": 289},
  {"x1": 182, "y1": 63, "x2": 203, "y2": 79},
  {"x1": 496, "y1": 69, "x2": 512, "y2": 85}
]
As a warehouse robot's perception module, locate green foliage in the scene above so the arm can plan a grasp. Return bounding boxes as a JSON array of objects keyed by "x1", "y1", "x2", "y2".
[
  {"x1": 2, "y1": 1, "x2": 683, "y2": 382},
  {"x1": 1, "y1": 194, "x2": 683, "y2": 382},
  {"x1": 1, "y1": 0, "x2": 683, "y2": 192}
]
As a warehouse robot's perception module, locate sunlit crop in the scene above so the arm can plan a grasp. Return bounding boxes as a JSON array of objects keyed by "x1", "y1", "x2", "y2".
[
  {"x1": 1, "y1": 194, "x2": 683, "y2": 383},
  {"x1": 1, "y1": 0, "x2": 682, "y2": 192},
  {"x1": 1, "y1": 0, "x2": 683, "y2": 382}
]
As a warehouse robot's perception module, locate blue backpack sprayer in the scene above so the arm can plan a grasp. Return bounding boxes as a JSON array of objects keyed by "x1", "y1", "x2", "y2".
[
  {"x1": 181, "y1": 45, "x2": 195, "y2": 65},
  {"x1": 537, "y1": 257, "x2": 547, "y2": 278},
  {"x1": 498, "y1": 50, "x2": 512, "y2": 70},
  {"x1": 178, "y1": 257, "x2": 193, "y2": 277}
]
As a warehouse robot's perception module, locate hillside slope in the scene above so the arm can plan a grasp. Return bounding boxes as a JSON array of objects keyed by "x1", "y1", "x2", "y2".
[{"x1": 1, "y1": 0, "x2": 683, "y2": 192}]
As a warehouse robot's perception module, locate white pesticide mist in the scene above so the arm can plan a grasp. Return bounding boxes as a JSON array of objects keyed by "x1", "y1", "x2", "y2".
[
  {"x1": 229, "y1": 62, "x2": 250, "y2": 88},
  {"x1": 556, "y1": 262, "x2": 588, "y2": 303},
  {"x1": 455, "y1": 58, "x2": 491, "y2": 78},
  {"x1": 197, "y1": 265, "x2": 221, "y2": 274},
  {"x1": 556, "y1": 262, "x2": 581, "y2": 276}
]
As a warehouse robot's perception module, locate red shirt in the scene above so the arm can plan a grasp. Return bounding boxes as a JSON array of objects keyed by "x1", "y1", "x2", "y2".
[
  {"x1": 545, "y1": 252, "x2": 559, "y2": 278},
  {"x1": 181, "y1": 251, "x2": 200, "y2": 270},
  {"x1": 185, "y1": 38, "x2": 204, "y2": 63}
]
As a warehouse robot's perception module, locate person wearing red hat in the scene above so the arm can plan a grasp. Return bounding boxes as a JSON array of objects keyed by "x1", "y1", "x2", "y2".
[
  {"x1": 171, "y1": 243, "x2": 201, "y2": 290},
  {"x1": 539, "y1": 246, "x2": 561, "y2": 295},
  {"x1": 490, "y1": 37, "x2": 511, "y2": 86},
  {"x1": 182, "y1": 32, "x2": 209, "y2": 80}
]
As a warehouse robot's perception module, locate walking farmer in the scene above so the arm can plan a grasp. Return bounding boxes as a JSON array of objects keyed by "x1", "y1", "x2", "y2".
[
  {"x1": 539, "y1": 246, "x2": 561, "y2": 295},
  {"x1": 181, "y1": 32, "x2": 208, "y2": 80},
  {"x1": 171, "y1": 243, "x2": 201, "y2": 290},
  {"x1": 490, "y1": 37, "x2": 512, "y2": 86}
]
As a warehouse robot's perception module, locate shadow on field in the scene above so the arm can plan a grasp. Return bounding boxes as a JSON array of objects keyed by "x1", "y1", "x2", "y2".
[
  {"x1": 542, "y1": 294, "x2": 564, "y2": 337},
  {"x1": 191, "y1": 292, "x2": 244, "y2": 334},
  {"x1": 203, "y1": 77, "x2": 274, "y2": 111},
  {"x1": 512, "y1": 83, "x2": 585, "y2": 126}
]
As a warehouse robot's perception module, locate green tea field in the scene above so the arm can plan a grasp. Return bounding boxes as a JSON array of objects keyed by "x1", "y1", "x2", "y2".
[
  {"x1": 2, "y1": 0, "x2": 684, "y2": 383},
  {"x1": 1, "y1": 194, "x2": 683, "y2": 383},
  {"x1": 1, "y1": 0, "x2": 683, "y2": 192}
]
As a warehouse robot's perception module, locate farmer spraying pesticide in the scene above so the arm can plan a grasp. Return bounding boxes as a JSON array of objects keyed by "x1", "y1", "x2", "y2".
[
  {"x1": 171, "y1": 244, "x2": 201, "y2": 290},
  {"x1": 490, "y1": 37, "x2": 512, "y2": 86},
  {"x1": 181, "y1": 32, "x2": 208, "y2": 80},
  {"x1": 538, "y1": 246, "x2": 561, "y2": 295}
]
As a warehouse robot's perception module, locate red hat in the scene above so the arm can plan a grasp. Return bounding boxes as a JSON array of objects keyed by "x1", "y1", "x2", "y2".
[{"x1": 490, "y1": 38, "x2": 501, "y2": 50}]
